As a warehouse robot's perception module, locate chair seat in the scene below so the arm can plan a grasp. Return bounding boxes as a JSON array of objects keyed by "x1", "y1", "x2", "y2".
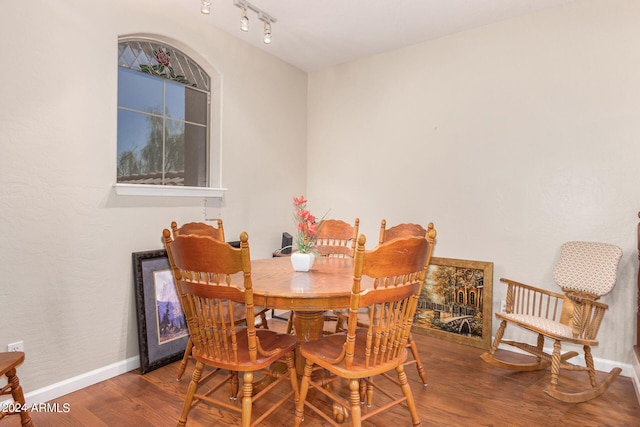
[
  {"x1": 496, "y1": 313, "x2": 595, "y2": 343},
  {"x1": 193, "y1": 328, "x2": 297, "y2": 371},
  {"x1": 300, "y1": 328, "x2": 408, "y2": 378}
]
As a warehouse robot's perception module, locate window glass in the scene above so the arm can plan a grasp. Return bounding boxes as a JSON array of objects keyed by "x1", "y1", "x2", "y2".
[
  {"x1": 165, "y1": 82, "x2": 185, "y2": 120},
  {"x1": 118, "y1": 68, "x2": 163, "y2": 113},
  {"x1": 184, "y1": 123, "x2": 207, "y2": 186},
  {"x1": 117, "y1": 39, "x2": 210, "y2": 187},
  {"x1": 185, "y1": 88, "x2": 207, "y2": 125},
  {"x1": 117, "y1": 109, "x2": 160, "y2": 177}
]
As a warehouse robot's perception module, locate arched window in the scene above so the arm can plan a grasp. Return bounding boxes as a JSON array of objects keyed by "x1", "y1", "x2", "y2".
[
  {"x1": 469, "y1": 291, "x2": 475, "y2": 305},
  {"x1": 117, "y1": 39, "x2": 211, "y2": 187},
  {"x1": 458, "y1": 291, "x2": 464, "y2": 305}
]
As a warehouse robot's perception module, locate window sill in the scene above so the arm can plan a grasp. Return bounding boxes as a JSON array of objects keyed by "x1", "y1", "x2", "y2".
[{"x1": 113, "y1": 183, "x2": 227, "y2": 198}]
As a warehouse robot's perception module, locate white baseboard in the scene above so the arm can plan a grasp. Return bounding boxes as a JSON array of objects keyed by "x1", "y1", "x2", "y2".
[{"x1": 20, "y1": 356, "x2": 140, "y2": 406}]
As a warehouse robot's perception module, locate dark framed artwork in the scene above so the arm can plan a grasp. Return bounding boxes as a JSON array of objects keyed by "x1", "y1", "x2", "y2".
[
  {"x1": 132, "y1": 249, "x2": 188, "y2": 374},
  {"x1": 413, "y1": 257, "x2": 493, "y2": 350}
]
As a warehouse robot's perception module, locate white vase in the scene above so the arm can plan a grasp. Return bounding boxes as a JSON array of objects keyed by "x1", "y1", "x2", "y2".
[{"x1": 291, "y1": 252, "x2": 315, "y2": 272}]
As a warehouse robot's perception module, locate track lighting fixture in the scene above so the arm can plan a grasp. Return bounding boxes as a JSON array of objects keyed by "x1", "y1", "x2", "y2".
[
  {"x1": 240, "y1": 6, "x2": 249, "y2": 32},
  {"x1": 232, "y1": 0, "x2": 277, "y2": 44},
  {"x1": 200, "y1": 0, "x2": 211, "y2": 15},
  {"x1": 263, "y1": 21, "x2": 272, "y2": 44},
  {"x1": 257, "y1": 11, "x2": 275, "y2": 44},
  {"x1": 199, "y1": 1, "x2": 276, "y2": 44}
]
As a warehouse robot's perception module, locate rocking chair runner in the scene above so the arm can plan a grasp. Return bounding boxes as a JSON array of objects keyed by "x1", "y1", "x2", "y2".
[{"x1": 481, "y1": 241, "x2": 623, "y2": 403}]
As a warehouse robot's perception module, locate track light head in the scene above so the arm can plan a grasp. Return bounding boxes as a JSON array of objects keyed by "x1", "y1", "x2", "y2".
[
  {"x1": 240, "y1": 7, "x2": 249, "y2": 32},
  {"x1": 263, "y1": 21, "x2": 272, "y2": 44},
  {"x1": 200, "y1": 0, "x2": 211, "y2": 14}
]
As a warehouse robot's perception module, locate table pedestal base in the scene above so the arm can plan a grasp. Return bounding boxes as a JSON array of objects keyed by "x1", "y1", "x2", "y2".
[{"x1": 292, "y1": 310, "x2": 325, "y2": 374}]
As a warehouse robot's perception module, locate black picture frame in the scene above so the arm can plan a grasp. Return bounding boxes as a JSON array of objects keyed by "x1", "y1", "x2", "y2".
[{"x1": 132, "y1": 249, "x2": 189, "y2": 374}]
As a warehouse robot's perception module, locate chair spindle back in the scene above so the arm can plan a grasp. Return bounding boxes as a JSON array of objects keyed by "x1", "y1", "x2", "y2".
[
  {"x1": 314, "y1": 218, "x2": 360, "y2": 258},
  {"x1": 343, "y1": 234, "x2": 430, "y2": 370},
  {"x1": 165, "y1": 231, "x2": 262, "y2": 364}
]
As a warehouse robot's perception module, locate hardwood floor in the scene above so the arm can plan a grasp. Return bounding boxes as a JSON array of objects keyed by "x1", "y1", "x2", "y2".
[{"x1": 17, "y1": 318, "x2": 640, "y2": 426}]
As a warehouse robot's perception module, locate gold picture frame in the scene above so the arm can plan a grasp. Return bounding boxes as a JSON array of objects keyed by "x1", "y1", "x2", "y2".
[{"x1": 413, "y1": 256, "x2": 493, "y2": 350}]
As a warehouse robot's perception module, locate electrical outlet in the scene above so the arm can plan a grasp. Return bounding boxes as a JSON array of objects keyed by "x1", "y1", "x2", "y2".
[
  {"x1": 500, "y1": 300, "x2": 507, "y2": 313},
  {"x1": 7, "y1": 341, "x2": 23, "y2": 352}
]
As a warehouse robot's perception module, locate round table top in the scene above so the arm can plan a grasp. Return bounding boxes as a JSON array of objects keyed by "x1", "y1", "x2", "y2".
[{"x1": 248, "y1": 256, "x2": 368, "y2": 311}]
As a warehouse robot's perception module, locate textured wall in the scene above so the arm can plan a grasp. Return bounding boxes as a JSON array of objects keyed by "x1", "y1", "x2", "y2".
[
  {"x1": 0, "y1": 0, "x2": 307, "y2": 393},
  {"x1": 307, "y1": 0, "x2": 640, "y2": 364}
]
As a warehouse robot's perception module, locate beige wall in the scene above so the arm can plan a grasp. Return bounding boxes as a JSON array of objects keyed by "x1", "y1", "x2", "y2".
[
  {"x1": 0, "y1": 0, "x2": 307, "y2": 393},
  {"x1": 307, "y1": 0, "x2": 640, "y2": 364}
]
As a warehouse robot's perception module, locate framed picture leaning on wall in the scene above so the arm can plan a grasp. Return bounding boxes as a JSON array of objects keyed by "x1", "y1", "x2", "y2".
[
  {"x1": 132, "y1": 249, "x2": 189, "y2": 374},
  {"x1": 412, "y1": 257, "x2": 493, "y2": 350}
]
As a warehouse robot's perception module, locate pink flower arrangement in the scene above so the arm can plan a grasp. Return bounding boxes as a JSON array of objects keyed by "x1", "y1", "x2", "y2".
[{"x1": 293, "y1": 195, "x2": 322, "y2": 254}]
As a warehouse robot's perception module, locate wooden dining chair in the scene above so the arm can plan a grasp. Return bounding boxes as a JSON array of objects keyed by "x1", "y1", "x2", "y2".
[
  {"x1": 286, "y1": 217, "x2": 360, "y2": 334},
  {"x1": 481, "y1": 241, "x2": 623, "y2": 403},
  {"x1": 171, "y1": 219, "x2": 225, "y2": 240},
  {"x1": 165, "y1": 220, "x2": 269, "y2": 381},
  {"x1": 0, "y1": 352, "x2": 33, "y2": 427},
  {"x1": 293, "y1": 234, "x2": 430, "y2": 427},
  {"x1": 378, "y1": 219, "x2": 429, "y2": 244},
  {"x1": 314, "y1": 218, "x2": 360, "y2": 258},
  {"x1": 335, "y1": 220, "x2": 437, "y2": 388},
  {"x1": 171, "y1": 219, "x2": 270, "y2": 335},
  {"x1": 166, "y1": 231, "x2": 299, "y2": 427},
  {"x1": 378, "y1": 220, "x2": 435, "y2": 386}
]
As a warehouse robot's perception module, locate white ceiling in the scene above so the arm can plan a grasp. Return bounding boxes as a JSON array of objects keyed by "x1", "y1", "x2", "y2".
[{"x1": 185, "y1": 0, "x2": 577, "y2": 72}]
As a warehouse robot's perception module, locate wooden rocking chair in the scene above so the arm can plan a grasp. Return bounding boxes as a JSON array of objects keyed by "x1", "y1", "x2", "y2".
[{"x1": 481, "y1": 241, "x2": 623, "y2": 403}]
